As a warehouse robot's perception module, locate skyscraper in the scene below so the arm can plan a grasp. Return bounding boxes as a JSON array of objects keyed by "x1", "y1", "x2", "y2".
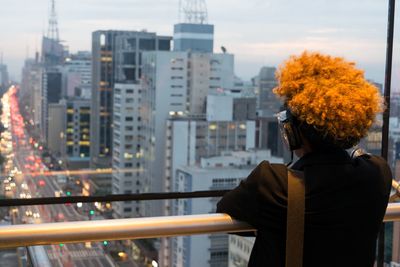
[
  {"x1": 255, "y1": 66, "x2": 279, "y2": 116},
  {"x1": 140, "y1": 50, "x2": 235, "y2": 216},
  {"x1": 90, "y1": 30, "x2": 171, "y2": 190},
  {"x1": 0, "y1": 63, "x2": 9, "y2": 94},
  {"x1": 112, "y1": 82, "x2": 144, "y2": 218},
  {"x1": 63, "y1": 51, "x2": 92, "y2": 98},
  {"x1": 174, "y1": 0, "x2": 213, "y2": 53}
]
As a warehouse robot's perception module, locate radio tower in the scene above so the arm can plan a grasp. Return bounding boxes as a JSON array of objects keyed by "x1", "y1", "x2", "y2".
[
  {"x1": 47, "y1": 0, "x2": 59, "y2": 41},
  {"x1": 179, "y1": 0, "x2": 208, "y2": 24}
]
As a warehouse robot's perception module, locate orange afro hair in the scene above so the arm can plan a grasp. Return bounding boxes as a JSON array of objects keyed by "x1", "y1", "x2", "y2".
[{"x1": 273, "y1": 51, "x2": 384, "y2": 148}]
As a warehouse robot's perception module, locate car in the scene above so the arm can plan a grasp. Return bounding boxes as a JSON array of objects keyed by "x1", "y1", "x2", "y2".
[{"x1": 25, "y1": 210, "x2": 33, "y2": 217}]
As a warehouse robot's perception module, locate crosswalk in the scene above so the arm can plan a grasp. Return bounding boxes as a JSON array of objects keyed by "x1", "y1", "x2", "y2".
[{"x1": 47, "y1": 249, "x2": 104, "y2": 260}]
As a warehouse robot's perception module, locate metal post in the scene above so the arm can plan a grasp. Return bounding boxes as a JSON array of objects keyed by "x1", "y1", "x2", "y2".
[{"x1": 379, "y1": 0, "x2": 395, "y2": 266}]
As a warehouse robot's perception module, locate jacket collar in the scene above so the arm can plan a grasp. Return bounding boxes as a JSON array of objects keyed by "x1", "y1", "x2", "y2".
[{"x1": 291, "y1": 148, "x2": 351, "y2": 170}]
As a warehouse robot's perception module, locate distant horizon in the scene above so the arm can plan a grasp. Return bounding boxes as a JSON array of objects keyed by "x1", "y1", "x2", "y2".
[{"x1": 0, "y1": 0, "x2": 398, "y2": 88}]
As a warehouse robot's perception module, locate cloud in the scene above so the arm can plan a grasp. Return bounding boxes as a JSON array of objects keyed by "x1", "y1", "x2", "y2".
[
  {"x1": 0, "y1": 0, "x2": 391, "y2": 84},
  {"x1": 227, "y1": 36, "x2": 386, "y2": 81},
  {"x1": 308, "y1": 28, "x2": 342, "y2": 34}
]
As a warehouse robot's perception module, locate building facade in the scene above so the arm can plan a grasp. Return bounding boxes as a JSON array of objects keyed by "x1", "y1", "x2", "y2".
[
  {"x1": 0, "y1": 63, "x2": 9, "y2": 94},
  {"x1": 173, "y1": 23, "x2": 214, "y2": 53},
  {"x1": 170, "y1": 151, "x2": 282, "y2": 267},
  {"x1": 90, "y1": 30, "x2": 172, "y2": 176},
  {"x1": 47, "y1": 98, "x2": 91, "y2": 169},
  {"x1": 227, "y1": 235, "x2": 254, "y2": 267},
  {"x1": 63, "y1": 51, "x2": 92, "y2": 98},
  {"x1": 140, "y1": 50, "x2": 235, "y2": 216},
  {"x1": 112, "y1": 82, "x2": 144, "y2": 218},
  {"x1": 254, "y1": 66, "x2": 279, "y2": 116}
]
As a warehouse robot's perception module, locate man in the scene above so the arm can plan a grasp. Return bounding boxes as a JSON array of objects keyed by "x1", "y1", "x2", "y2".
[{"x1": 216, "y1": 51, "x2": 392, "y2": 267}]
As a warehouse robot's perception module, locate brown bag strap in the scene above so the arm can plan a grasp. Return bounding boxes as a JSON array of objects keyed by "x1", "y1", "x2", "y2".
[{"x1": 286, "y1": 169, "x2": 305, "y2": 267}]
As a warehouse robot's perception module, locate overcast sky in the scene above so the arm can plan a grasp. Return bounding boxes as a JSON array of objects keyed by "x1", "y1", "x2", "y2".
[{"x1": 0, "y1": 0, "x2": 399, "y2": 87}]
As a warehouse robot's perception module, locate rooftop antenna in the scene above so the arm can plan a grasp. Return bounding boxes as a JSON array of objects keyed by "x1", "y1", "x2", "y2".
[
  {"x1": 178, "y1": 0, "x2": 182, "y2": 22},
  {"x1": 47, "y1": 0, "x2": 59, "y2": 41},
  {"x1": 180, "y1": 0, "x2": 208, "y2": 24}
]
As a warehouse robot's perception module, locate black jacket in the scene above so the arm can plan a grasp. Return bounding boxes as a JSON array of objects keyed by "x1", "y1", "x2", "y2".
[{"x1": 216, "y1": 149, "x2": 392, "y2": 267}]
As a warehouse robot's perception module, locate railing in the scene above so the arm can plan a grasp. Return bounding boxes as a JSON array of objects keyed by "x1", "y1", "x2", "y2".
[
  {"x1": 0, "y1": 213, "x2": 253, "y2": 249},
  {"x1": 1, "y1": 202, "x2": 400, "y2": 249}
]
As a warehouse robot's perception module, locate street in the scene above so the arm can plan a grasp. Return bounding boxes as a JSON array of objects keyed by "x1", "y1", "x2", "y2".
[{"x1": 1, "y1": 86, "x2": 116, "y2": 267}]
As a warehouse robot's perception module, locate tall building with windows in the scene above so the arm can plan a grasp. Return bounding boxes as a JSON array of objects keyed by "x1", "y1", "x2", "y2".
[
  {"x1": 227, "y1": 235, "x2": 254, "y2": 267},
  {"x1": 112, "y1": 49, "x2": 235, "y2": 218},
  {"x1": 47, "y1": 102, "x2": 65, "y2": 155},
  {"x1": 41, "y1": 67, "x2": 63, "y2": 142},
  {"x1": 140, "y1": 50, "x2": 235, "y2": 216},
  {"x1": 90, "y1": 30, "x2": 171, "y2": 189},
  {"x1": 63, "y1": 51, "x2": 92, "y2": 98},
  {"x1": 173, "y1": 23, "x2": 214, "y2": 53},
  {"x1": 253, "y1": 66, "x2": 279, "y2": 116},
  {"x1": 112, "y1": 83, "x2": 144, "y2": 218},
  {"x1": 160, "y1": 92, "x2": 256, "y2": 266},
  {"x1": 47, "y1": 98, "x2": 91, "y2": 169},
  {"x1": 28, "y1": 64, "x2": 45, "y2": 141},
  {"x1": 41, "y1": 36, "x2": 66, "y2": 67},
  {"x1": 174, "y1": 0, "x2": 213, "y2": 53},
  {"x1": 20, "y1": 53, "x2": 43, "y2": 137},
  {"x1": 64, "y1": 99, "x2": 91, "y2": 167},
  {"x1": 170, "y1": 151, "x2": 282, "y2": 267},
  {"x1": 0, "y1": 63, "x2": 9, "y2": 94}
]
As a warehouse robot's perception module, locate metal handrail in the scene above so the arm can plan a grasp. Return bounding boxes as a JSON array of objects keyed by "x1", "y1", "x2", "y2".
[
  {"x1": 0, "y1": 214, "x2": 253, "y2": 249},
  {"x1": 1, "y1": 203, "x2": 400, "y2": 249}
]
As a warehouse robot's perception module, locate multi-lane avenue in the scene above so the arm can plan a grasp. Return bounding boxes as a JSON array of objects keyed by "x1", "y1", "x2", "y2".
[{"x1": 1, "y1": 86, "x2": 116, "y2": 267}]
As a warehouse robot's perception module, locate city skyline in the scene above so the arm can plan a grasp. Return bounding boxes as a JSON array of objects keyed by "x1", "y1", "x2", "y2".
[
  {"x1": 1, "y1": 1, "x2": 400, "y2": 265},
  {"x1": 0, "y1": 0, "x2": 394, "y2": 84}
]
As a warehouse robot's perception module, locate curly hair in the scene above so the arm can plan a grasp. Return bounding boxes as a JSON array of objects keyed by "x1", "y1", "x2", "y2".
[{"x1": 273, "y1": 51, "x2": 384, "y2": 149}]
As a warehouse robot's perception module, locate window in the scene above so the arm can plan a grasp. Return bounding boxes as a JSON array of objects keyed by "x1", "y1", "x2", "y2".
[
  {"x1": 158, "y1": 39, "x2": 171, "y2": 51},
  {"x1": 139, "y1": 39, "x2": 155, "y2": 50},
  {"x1": 123, "y1": 52, "x2": 135, "y2": 65}
]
